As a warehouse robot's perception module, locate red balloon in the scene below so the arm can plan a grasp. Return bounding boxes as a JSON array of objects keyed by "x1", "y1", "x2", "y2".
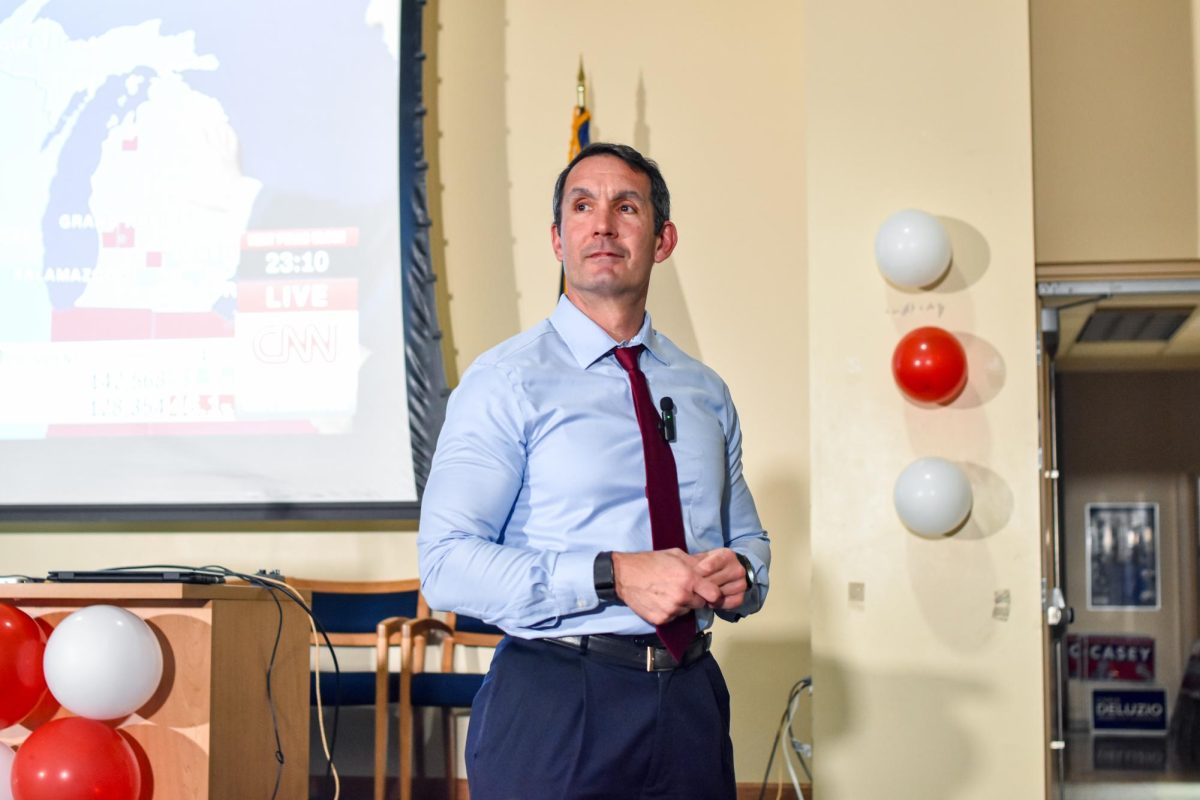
[
  {"x1": 0, "y1": 603, "x2": 47, "y2": 728},
  {"x1": 11, "y1": 718, "x2": 141, "y2": 800},
  {"x1": 892, "y1": 326, "x2": 968, "y2": 404},
  {"x1": 17, "y1": 619, "x2": 61, "y2": 728}
]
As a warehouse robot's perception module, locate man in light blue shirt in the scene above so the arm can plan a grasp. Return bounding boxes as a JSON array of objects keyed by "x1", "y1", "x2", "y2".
[{"x1": 419, "y1": 142, "x2": 769, "y2": 799}]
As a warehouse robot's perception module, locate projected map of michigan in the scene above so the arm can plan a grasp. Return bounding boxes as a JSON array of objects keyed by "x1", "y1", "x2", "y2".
[{"x1": 0, "y1": 0, "x2": 401, "y2": 438}]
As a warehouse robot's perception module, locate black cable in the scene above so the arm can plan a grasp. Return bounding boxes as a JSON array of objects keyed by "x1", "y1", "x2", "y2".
[
  {"x1": 218, "y1": 565, "x2": 344, "y2": 798},
  {"x1": 78, "y1": 563, "x2": 343, "y2": 798},
  {"x1": 260, "y1": 575, "x2": 286, "y2": 799},
  {"x1": 215, "y1": 566, "x2": 343, "y2": 800},
  {"x1": 209, "y1": 564, "x2": 343, "y2": 786}
]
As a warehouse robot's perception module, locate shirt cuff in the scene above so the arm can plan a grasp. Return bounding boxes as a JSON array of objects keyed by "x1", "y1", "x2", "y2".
[
  {"x1": 718, "y1": 549, "x2": 769, "y2": 620},
  {"x1": 553, "y1": 549, "x2": 601, "y2": 614}
]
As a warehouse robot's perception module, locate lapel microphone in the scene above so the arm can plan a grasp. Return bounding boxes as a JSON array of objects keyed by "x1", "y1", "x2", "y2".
[{"x1": 659, "y1": 397, "x2": 676, "y2": 443}]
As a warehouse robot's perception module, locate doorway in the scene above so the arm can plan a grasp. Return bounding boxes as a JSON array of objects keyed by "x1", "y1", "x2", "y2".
[{"x1": 1039, "y1": 279, "x2": 1200, "y2": 800}]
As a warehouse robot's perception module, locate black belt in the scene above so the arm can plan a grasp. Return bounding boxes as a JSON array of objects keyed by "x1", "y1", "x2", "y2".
[{"x1": 540, "y1": 632, "x2": 711, "y2": 672}]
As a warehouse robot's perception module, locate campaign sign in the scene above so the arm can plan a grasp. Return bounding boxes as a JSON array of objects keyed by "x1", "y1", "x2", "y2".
[
  {"x1": 1092, "y1": 736, "x2": 1167, "y2": 772},
  {"x1": 1093, "y1": 689, "x2": 1168, "y2": 732},
  {"x1": 1066, "y1": 634, "x2": 1082, "y2": 679},
  {"x1": 1085, "y1": 635, "x2": 1155, "y2": 682}
]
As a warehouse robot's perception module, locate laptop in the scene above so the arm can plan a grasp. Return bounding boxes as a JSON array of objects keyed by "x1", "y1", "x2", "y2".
[{"x1": 46, "y1": 570, "x2": 226, "y2": 585}]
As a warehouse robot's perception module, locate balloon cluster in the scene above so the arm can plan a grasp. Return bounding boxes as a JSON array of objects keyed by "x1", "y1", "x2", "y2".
[
  {"x1": 0, "y1": 603, "x2": 163, "y2": 800},
  {"x1": 876, "y1": 209, "x2": 974, "y2": 537}
]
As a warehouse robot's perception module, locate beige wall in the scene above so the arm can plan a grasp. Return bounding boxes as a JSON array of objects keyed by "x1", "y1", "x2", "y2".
[
  {"x1": 806, "y1": 1, "x2": 1045, "y2": 798},
  {"x1": 1032, "y1": 0, "x2": 1199, "y2": 263},
  {"x1": 435, "y1": 0, "x2": 810, "y2": 782}
]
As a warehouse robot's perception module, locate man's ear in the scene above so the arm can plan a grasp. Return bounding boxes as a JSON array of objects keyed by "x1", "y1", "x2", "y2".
[
  {"x1": 654, "y1": 221, "x2": 678, "y2": 263},
  {"x1": 551, "y1": 223, "x2": 564, "y2": 262}
]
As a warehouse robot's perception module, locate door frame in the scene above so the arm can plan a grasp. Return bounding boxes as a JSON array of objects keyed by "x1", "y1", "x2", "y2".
[{"x1": 1036, "y1": 263, "x2": 1200, "y2": 797}]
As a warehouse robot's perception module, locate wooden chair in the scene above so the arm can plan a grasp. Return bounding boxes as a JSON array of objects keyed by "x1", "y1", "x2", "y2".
[
  {"x1": 398, "y1": 608, "x2": 504, "y2": 800},
  {"x1": 287, "y1": 577, "x2": 423, "y2": 800}
]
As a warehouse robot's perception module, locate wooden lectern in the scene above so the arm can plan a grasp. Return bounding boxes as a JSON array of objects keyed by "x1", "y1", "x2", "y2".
[{"x1": 0, "y1": 582, "x2": 310, "y2": 799}]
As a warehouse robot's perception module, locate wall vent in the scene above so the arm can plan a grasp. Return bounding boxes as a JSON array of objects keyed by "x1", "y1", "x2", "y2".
[{"x1": 1077, "y1": 307, "x2": 1193, "y2": 343}]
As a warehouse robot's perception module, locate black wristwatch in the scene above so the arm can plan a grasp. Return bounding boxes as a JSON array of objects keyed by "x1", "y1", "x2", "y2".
[
  {"x1": 594, "y1": 551, "x2": 620, "y2": 603},
  {"x1": 735, "y1": 553, "x2": 756, "y2": 588}
]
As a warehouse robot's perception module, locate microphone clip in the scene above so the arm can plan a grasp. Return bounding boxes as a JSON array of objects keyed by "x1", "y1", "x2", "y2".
[{"x1": 659, "y1": 396, "x2": 676, "y2": 443}]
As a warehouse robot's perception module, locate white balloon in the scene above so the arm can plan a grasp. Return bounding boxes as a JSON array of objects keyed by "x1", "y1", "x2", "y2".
[
  {"x1": 894, "y1": 457, "x2": 973, "y2": 537},
  {"x1": 874, "y1": 209, "x2": 952, "y2": 288},
  {"x1": 0, "y1": 743, "x2": 13, "y2": 800},
  {"x1": 43, "y1": 604, "x2": 163, "y2": 720}
]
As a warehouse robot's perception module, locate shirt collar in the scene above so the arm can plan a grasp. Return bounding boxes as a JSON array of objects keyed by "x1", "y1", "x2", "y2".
[{"x1": 549, "y1": 295, "x2": 671, "y2": 369}]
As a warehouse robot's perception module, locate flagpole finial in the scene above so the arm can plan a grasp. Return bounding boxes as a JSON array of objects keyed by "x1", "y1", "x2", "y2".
[{"x1": 576, "y1": 57, "x2": 586, "y2": 109}]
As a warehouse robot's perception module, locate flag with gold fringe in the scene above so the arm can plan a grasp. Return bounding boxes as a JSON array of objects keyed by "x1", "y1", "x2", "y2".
[
  {"x1": 569, "y1": 61, "x2": 591, "y2": 160},
  {"x1": 561, "y1": 59, "x2": 590, "y2": 297}
]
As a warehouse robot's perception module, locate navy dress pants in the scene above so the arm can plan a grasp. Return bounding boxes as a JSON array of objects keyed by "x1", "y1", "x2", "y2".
[{"x1": 465, "y1": 636, "x2": 736, "y2": 800}]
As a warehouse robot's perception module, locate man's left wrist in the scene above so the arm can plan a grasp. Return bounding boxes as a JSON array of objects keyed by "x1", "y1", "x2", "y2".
[{"x1": 594, "y1": 551, "x2": 621, "y2": 603}]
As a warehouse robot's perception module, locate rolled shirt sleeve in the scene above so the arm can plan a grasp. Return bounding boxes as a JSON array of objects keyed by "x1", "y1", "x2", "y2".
[
  {"x1": 419, "y1": 362, "x2": 600, "y2": 629},
  {"x1": 717, "y1": 381, "x2": 770, "y2": 621}
]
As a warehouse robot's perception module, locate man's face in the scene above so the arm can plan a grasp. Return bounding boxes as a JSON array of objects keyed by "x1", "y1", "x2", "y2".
[{"x1": 551, "y1": 155, "x2": 677, "y2": 303}]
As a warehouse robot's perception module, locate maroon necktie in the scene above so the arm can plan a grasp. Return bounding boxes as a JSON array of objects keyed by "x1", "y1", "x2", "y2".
[{"x1": 614, "y1": 345, "x2": 695, "y2": 662}]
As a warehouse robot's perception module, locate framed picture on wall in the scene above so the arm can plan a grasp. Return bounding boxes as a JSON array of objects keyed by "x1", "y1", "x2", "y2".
[{"x1": 1086, "y1": 503, "x2": 1160, "y2": 611}]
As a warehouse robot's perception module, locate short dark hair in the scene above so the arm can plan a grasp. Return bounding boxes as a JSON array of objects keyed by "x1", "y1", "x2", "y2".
[{"x1": 552, "y1": 142, "x2": 671, "y2": 234}]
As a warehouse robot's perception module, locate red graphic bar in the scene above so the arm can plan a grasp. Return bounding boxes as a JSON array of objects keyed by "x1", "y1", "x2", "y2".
[
  {"x1": 152, "y1": 313, "x2": 234, "y2": 339},
  {"x1": 237, "y1": 279, "x2": 358, "y2": 313},
  {"x1": 241, "y1": 227, "x2": 359, "y2": 250},
  {"x1": 51, "y1": 309, "x2": 234, "y2": 342},
  {"x1": 52, "y1": 308, "x2": 152, "y2": 340},
  {"x1": 47, "y1": 420, "x2": 319, "y2": 437}
]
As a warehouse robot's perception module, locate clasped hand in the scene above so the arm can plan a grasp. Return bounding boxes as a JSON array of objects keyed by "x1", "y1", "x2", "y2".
[{"x1": 610, "y1": 548, "x2": 747, "y2": 626}]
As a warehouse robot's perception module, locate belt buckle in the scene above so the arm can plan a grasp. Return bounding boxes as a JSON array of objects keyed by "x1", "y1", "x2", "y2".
[{"x1": 645, "y1": 646, "x2": 654, "y2": 672}]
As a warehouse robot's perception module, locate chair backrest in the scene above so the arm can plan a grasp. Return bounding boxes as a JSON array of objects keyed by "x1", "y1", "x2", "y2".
[
  {"x1": 288, "y1": 577, "x2": 423, "y2": 646},
  {"x1": 287, "y1": 577, "x2": 423, "y2": 800},
  {"x1": 438, "y1": 610, "x2": 503, "y2": 672}
]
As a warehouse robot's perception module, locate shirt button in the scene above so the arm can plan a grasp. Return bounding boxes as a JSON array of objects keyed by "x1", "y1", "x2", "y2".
[{"x1": 577, "y1": 599, "x2": 587, "y2": 608}]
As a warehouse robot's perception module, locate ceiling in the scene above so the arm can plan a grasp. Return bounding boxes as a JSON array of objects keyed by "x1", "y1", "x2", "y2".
[{"x1": 1049, "y1": 293, "x2": 1200, "y2": 372}]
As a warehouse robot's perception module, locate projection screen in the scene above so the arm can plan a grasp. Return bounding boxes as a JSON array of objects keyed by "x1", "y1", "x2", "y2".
[{"x1": 0, "y1": 0, "x2": 447, "y2": 521}]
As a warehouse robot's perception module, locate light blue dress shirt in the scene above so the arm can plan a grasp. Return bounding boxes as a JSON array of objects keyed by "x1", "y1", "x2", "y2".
[{"x1": 418, "y1": 296, "x2": 770, "y2": 638}]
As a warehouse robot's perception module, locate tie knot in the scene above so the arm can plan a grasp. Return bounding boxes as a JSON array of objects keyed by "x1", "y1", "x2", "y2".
[{"x1": 614, "y1": 345, "x2": 644, "y2": 373}]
